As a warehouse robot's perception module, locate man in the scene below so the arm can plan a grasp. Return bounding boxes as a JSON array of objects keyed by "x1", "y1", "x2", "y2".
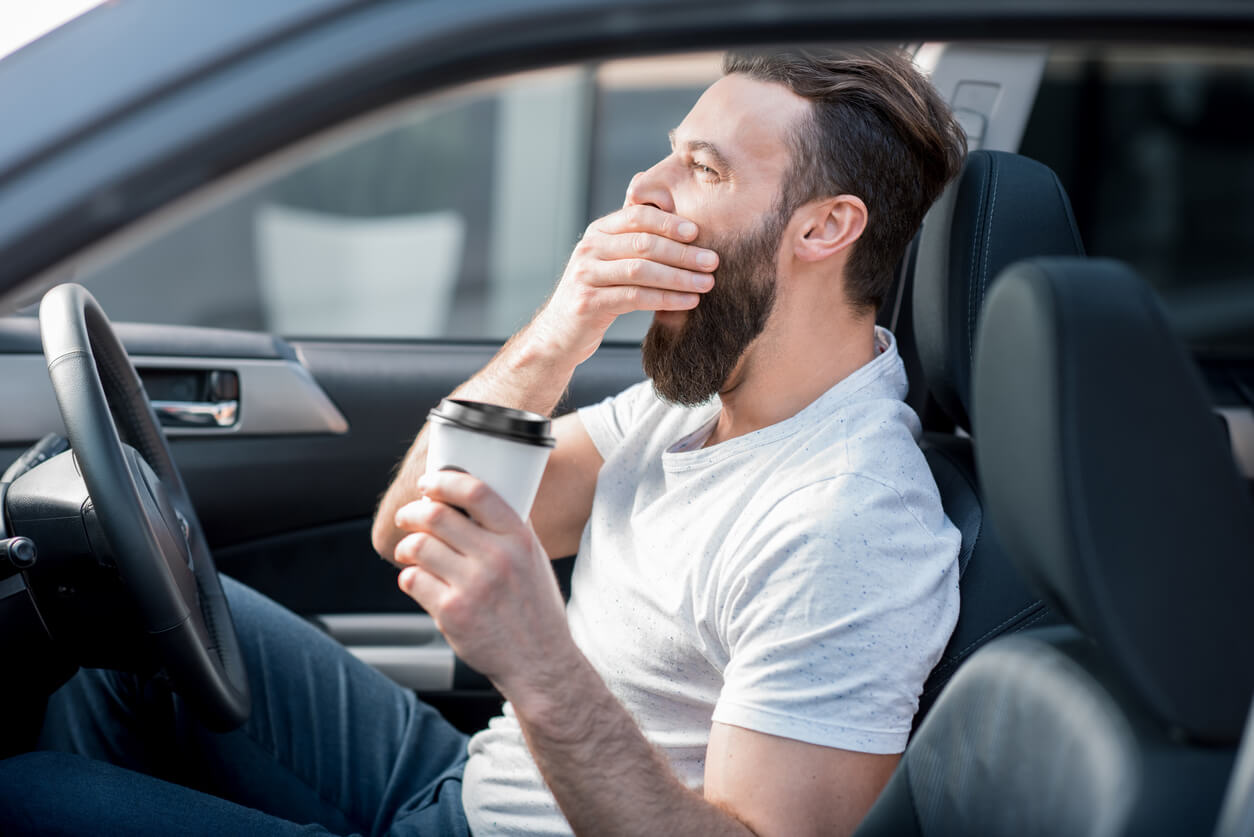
[
  {"x1": 373, "y1": 48, "x2": 965, "y2": 835},
  {"x1": 2, "y1": 47, "x2": 964, "y2": 836}
]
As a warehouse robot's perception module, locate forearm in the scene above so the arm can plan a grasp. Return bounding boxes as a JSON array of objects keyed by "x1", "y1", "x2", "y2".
[
  {"x1": 371, "y1": 323, "x2": 577, "y2": 560},
  {"x1": 512, "y1": 653, "x2": 756, "y2": 837},
  {"x1": 374, "y1": 204, "x2": 715, "y2": 561}
]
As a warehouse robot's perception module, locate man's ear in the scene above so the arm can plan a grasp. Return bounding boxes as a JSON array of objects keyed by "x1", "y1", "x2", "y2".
[{"x1": 793, "y1": 195, "x2": 867, "y2": 263}]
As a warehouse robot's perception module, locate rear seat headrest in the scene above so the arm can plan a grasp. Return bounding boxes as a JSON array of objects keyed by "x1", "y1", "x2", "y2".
[
  {"x1": 972, "y1": 257, "x2": 1254, "y2": 744},
  {"x1": 914, "y1": 150, "x2": 1084, "y2": 431}
]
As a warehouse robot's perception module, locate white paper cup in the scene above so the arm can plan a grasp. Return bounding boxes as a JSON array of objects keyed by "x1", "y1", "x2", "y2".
[{"x1": 425, "y1": 399, "x2": 556, "y2": 520}]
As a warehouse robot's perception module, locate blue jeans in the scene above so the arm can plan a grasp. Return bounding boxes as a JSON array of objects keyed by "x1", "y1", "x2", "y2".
[{"x1": 0, "y1": 577, "x2": 471, "y2": 835}]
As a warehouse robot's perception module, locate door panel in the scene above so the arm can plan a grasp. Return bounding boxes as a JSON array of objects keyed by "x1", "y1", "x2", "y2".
[
  {"x1": 0, "y1": 320, "x2": 642, "y2": 555},
  {"x1": 0, "y1": 316, "x2": 642, "y2": 727}
]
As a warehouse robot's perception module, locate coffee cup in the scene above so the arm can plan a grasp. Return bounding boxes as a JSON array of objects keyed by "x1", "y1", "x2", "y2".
[{"x1": 424, "y1": 399, "x2": 556, "y2": 520}]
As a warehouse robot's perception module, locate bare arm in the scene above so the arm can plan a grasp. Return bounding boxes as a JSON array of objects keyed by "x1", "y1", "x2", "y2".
[
  {"x1": 371, "y1": 204, "x2": 719, "y2": 562},
  {"x1": 703, "y1": 723, "x2": 899, "y2": 837},
  {"x1": 394, "y1": 471, "x2": 898, "y2": 837},
  {"x1": 517, "y1": 656, "x2": 897, "y2": 837}
]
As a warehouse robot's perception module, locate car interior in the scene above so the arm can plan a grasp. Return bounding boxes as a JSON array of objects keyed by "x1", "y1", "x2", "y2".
[
  {"x1": 905, "y1": 147, "x2": 1084, "y2": 725},
  {"x1": 860, "y1": 256, "x2": 1254, "y2": 835},
  {"x1": 1, "y1": 4, "x2": 1254, "y2": 832}
]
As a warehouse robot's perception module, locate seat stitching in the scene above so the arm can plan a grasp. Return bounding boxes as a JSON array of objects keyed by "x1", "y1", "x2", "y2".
[
  {"x1": 926, "y1": 445, "x2": 983, "y2": 578},
  {"x1": 965, "y1": 161, "x2": 993, "y2": 370},
  {"x1": 927, "y1": 445, "x2": 983, "y2": 541},
  {"x1": 923, "y1": 601, "x2": 1044, "y2": 689},
  {"x1": 969, "y1": 159, "x2": 1001, "y2": 368},
  {"x1": 1053, "y1": 173, "x2": 1085, "y2": 255},
  {"x1": 1011, "y1": 608, "x2": 1052, "y2": 633},
  {"x1": 960, "y1": 599, "x2": 1041, "y2": 654}
]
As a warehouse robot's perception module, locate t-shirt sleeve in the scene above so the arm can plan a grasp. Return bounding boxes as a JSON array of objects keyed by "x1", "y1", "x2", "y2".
[
  {"x1": 576, "y1": 379, "x2": 655, "y2": 460},
  {"x1": 712, "y1": 472, "x2": 960, "y2": 755}
]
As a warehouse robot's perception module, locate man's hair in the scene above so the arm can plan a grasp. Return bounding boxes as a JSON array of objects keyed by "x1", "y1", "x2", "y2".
[{"x1": 724, "y1": 47, "x2": 967, "y2": 312}]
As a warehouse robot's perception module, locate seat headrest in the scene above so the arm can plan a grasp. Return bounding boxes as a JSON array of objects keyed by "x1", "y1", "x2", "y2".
[
  {"x1": 972, "y1": 257, "x2": 1254, "y2": 743},
  {"x1": 914, "y1": 150, "x2": 1084, "y2": 431}
]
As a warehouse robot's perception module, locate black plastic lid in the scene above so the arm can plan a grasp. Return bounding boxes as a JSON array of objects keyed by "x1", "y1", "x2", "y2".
[{"x1": 428, "y1": 399, "x2": 555, "y2": 447}]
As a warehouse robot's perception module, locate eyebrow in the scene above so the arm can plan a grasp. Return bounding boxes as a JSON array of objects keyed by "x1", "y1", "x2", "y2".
[{"x1": 668, "y1": 129, "x2": 734, "y2": 176}]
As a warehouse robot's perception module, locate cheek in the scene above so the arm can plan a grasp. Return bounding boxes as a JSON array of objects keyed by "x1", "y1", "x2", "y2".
[{"x1": 671, "y1": 190, "x2": 722, "y2": 231}]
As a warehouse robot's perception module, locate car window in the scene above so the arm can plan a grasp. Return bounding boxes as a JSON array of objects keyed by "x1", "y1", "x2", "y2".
[
  {"x1": 76, "y1": 55, "x2": 720, "y2": 342},
  {"x1": 1019, "y1": 45, "x2": 1254, "y2": 352}
]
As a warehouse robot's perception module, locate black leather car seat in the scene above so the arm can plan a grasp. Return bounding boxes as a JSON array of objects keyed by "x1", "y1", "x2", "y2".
[
  {"x1": 909, "y1": 149, "x2": 1084, "y2": 723},
  {"x1": 857, "y1": 257, "x2": 1254, "y2": 836}
]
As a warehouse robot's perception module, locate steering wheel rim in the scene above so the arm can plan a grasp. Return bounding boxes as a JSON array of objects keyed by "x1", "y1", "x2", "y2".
[{"x1": 39, "y1": 283, "x2": 250, "y2": 731}]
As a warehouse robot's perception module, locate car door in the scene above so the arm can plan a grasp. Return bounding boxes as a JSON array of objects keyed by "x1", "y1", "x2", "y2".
[
  {"x1": 0, "y1": 51, "x2": 722, "y2": 729},
  {"x1": 0, "y1": 21, "x2": 1075, "y2": 730}
]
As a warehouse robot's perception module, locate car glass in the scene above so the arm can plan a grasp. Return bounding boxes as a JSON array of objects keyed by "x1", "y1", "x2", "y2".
[
  {"x1": 72, "y1": 54, "x2": 721, "y2": 343},
  {"x1": 1020, "y1": 44, "x2": 1254, "y2": 352}
]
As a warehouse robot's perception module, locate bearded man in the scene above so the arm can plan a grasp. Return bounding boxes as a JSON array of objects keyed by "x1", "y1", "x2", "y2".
[
  {"x1": 9, "y1": 47, "x2": 967, "y2": 837},
  {"x1": 373, "y1": 47, "x2": 967, "y2": 835}
]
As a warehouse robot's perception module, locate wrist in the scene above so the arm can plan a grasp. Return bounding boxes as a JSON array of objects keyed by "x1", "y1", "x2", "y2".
[
  {"x1": 508, "y1": 319, "x2": 581, "y2": 381},
  {"x1": 505, "y1": 642, "x2": 597, "y2": 736}
]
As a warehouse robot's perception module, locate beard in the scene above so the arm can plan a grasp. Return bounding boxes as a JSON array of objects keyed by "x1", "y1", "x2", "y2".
[{"x1": 641, "y1": 209, "x2": 785, "y2": 406}]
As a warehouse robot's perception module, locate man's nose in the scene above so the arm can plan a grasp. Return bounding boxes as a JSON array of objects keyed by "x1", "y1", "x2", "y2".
[{"x1": 623, "y1": 161, "x2": 675, "y2": 213}]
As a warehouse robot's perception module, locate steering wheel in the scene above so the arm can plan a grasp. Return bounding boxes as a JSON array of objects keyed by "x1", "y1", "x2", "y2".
[{"x1": 35, "y1": 283, "x2": 250, "y2": 730}]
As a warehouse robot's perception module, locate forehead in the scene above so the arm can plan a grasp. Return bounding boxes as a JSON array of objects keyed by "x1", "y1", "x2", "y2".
[{"x1": 675, "y1": 73, "x2": 810, "y2": 179}]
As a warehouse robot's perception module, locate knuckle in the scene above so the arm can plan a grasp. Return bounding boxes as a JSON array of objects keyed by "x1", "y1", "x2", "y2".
[
  {"x1": 465, "y1": 481, "x2": 491, "y2": 507},
  {"x1": 630, "y1": 232, "x2": 652, "y2": 256},
  {"x1": 400, "y1": 532, "x2": 430, "y2": 564},
  {"x1": 393, "y1": 540, "x2": 413, "y2": 565},
  {"x1": 425, "y1": 503, "x2": 448, "y2": 527},
  {"x1": 571, "y1": 287, "x2": 596, "y2": 317},
  {"x1": 482, "y1": 544, "x2": 512, "y2": 575},
  {"x1": 624, "y1": 259, "x2": 645, "y2": 281},
  {"x1": 575, "y1": 234, "x2": 601, "y2": 257},
  {"x1": 570, "y1": 263, "x2": 594, "y2": 286},
  {"x1": 466, "y1": 564, "x2": 495, "y2": 600},
  {"x1": 441, "y1": 591, "x2": 470, "y2": 626}
]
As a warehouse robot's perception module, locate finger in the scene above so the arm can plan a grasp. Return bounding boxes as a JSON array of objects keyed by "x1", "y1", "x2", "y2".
[
  {"x1": 398, "y1": 564, "x2": 447, "y2": 613},
  {"x1": 596, "y1": 284, "x2": 704, "y2": 315},
  {"x1": 599, "y1": 257, "x2": 715, "y2": 296},
  {"x1": 395, "y1": 496, "x2": 492, "y2": 557},
  {"x1": 599, "y1": 231, "x2": 719, "y2": 274},
  {"x1": 394, "y1": 530, "x2": 466, "y2": 586},
  {"x1": 595, "y1": 205, "x2": 700, "y2": 243},
  {"x1": 576, "y1": 258, "x2": 713, "y2": 297},
  {"x1": 417, "y1": 470, "x2": 522, "y2": 535}
]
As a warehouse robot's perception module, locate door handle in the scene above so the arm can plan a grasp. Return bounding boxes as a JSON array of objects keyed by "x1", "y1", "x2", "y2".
[{"x1": 151, "y1": 399, "x2": 239, "y2": 429}]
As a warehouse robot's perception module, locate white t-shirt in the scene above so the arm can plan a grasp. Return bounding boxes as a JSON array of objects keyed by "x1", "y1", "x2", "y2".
[{"x1": 462, "y1": 327, "x2": 961, "y2": 836}]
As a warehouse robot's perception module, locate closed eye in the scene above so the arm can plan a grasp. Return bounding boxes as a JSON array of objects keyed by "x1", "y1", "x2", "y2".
[
  {"x1": 691, "y1": 160, "x2": 720, "y2": 179},
  {"x1": 669, "y1": 129, "x2": 733, "y2": 182}
]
